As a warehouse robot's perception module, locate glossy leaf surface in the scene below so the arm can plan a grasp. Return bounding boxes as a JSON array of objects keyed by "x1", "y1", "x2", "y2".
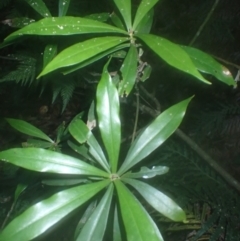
[
  {"x1": 135, "y1": 8, "x2": 154, "y2": 34},
  {"x1": 119, "y1": 45, "x2": 138, "y2": 96},
  {"x1": 97, "y1": 61, "x2": 121, "y2": 173},
  {"x1": 76, "y1": 184, "x2": 113, "y2": 241},
  {"x1": 6, "y1": 118, "x2": 53, "y2": 143},
  {"x1": 24, "y1": 0, "x2": 51, "y2": 18},
  {"x1": 43, "y1": 44, "x2": 57, "y2": 68},
  {"x1": 136, "y1": 34, "x2": 210, "y2": 84},
  {"x1": 118, "y1": 97, "x2": 192, "y2": 175},
  {"x1": 0, "y1": 148, "x2": 109, "y2": 177},
  {"x1": 0, "y1": 181, "x2": 109, "y2": 241},
  {"x1": 58, "y1": 0, "x2": 70, "y2": 17},
  {"x1": 122, "y1": 166, "x2": 169, "y2": 179},
  {"x1": 115, "y1": 180, "x2": 163, "y2": 241},
  {"x1": 182, "y1": 46, "x2": 236, "y2": 87},
  {"x1": 38, "y1": 36, "x2": 129, "y2": 78},
  {"x1": 113, "y1": 0, "x2": 132, "y2": 30},
  {"x1": 123, "y1": 178, "x2": 186, "y2": 222},
  {"x1": 4, "y1": 17, "x2": 128, "y2": 42},
  {"x1": 133, "y1": 0, "x2": 158, "y2": 31}
]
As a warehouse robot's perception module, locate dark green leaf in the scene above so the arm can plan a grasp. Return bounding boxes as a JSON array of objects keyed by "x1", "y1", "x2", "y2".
[
  {"x1": 122, "y1": 166, "x2": 169, "y2": 179},
  {"x1": 135, "y1": 8, "x2": 154, "y2": 34},
  {"x1": 43, "y1": 44, "x2": 57, "y2": 68},
  {"x1": 97, "y1": 60, "x2": 121, "y2": 173},
  {"x1": 113, "y1": 0, "x2": 132, "y2": 30},
  {"x1": 110, "y1": 12, "x2": 125, "y2": 30},
  {"x1": 115, "y1": 180, "x2": 163, "y2": 241},
  {"x1": 24, "y1": 0, "x2": 51, "y2": 18},
  {"x1": 133, "y1": 0, "x2": 158, "y2": 31},
  {"x1": 118, "y1": 97, "x2": 193, "y2": 175},
  {"x1": 38, "y1": 36, "x2": 129, "y2": 78},
  {"x1": 113, "y1": 205, "x2": 122, "y2": 241},
  {"x1": 4, "y1": 18, "x2": 35, "y2": 28},
  {"x1": 0, "y1": 148, "x2": 109, "y2": 177},
  {"x1": 140, "y1": 64, "x2": 152, "y2": 82},
  {"x1": 6, "y1": 118, "x2": 53, "y2": 143},
  {"x1": 85, "y1": 13, "x2": 110, "y2": 22},
  {"x1": 119, "y1": 45, "x2": 138, "y2": 96},
  {"x1": 136, "y1": 34, "x2": 210, "y2": 84},
  {"x1": 58, "y1": 0, "x2": 70, "y2": 17},
  {"x1": 123, "y1": 178, "x2": 186, "y2": 222},
  {"x1": 42, "y1": 178, "x2": 89, "y2": 186},
  {"x1": 181, "y1": 46, "x2": 236, "y2": 87},
  {"x1": 4, "y1": 17, "x2": 128, "y2": 43},
  {"x1": 23, "y1": 138, "x2": 53, "y2": 149},
  {"x1": 14, "y1": 183, "x2": 28, "y2": 203},
  {"x1": 0, "y1": 181, "x2": 110, "y2": 241},
  {"x1": 76, "y1": 184, "x2": 113, "y2": 241}
]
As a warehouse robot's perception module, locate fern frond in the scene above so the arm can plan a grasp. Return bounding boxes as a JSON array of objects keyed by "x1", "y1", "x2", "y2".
[{"x1": 0, "y1": 54, "x2": 37, "y2": 86}]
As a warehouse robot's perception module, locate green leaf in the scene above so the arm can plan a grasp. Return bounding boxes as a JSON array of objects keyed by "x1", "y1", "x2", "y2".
[
  {"x1": 97, "y1": 60, "x2": 121, "y2": 173},
  {"x1": 113, "y1": 205, "x2": 122, "y2": 241},
  {"x1": 181, "y1": 46, "x2": 236, "y2": 87},
  {"x1": 136, "y1": 34, "x2": 211, "y2": 84},
  {"x1": 119, "y1": 45, "x2": 138, "y2": 96},
  {"x1": 140, "y1": 64, "x2": 152, "y2": 82},
  {"x1": 6, "y1": 118, "x2": 53, "y2": 143},
  {"x1": 118, "y1": 97, "x2": 193, "y2": 175},
  {"x1": 85, "y1": 12, "x2": 110, "y2": 22},
  {"x1": 133, "y1": 0, "x2": 158, "y2": 31},
  {"x1": 4, "y1": 16, "x2": 128, "y2": 43},
  {"x1": 123, "y1": 178, "x2": 186, "y2": 222},
  {"x1": 62, "y1": 43, "x2": 130, "y2": 75},
  {"x1": 43, "y1": 44, "x2": 57, "y2": 68},
  {"x1": 4, "y1": 18, "x2": 35, "y2": 28},
  {"x1": 58, "y1": 0, "x2": 70, "y2": 17},
  {"x1": 14, "y1": 183, "x2": 28, "y2": 203},
  {"x1": 113, "y1": 0, "x2": 132, "y2": 30},
  {"x1": 69, "y1": 119, "x2": 110, "y2": 172},
  {"x1": 22, "y1": 138, "x2": 53, "y2": 149},
  {"x1": 24, "y1": 0, "x2": 51, "y2": 18},
  {"x1": 115, "y1": 180, "x2": 163, "y2": 241},
  {"x1": 0, "y1": 181, "x2": 110, "y2": 241},
  {"x1": 110, "y1": 12, "x2": 125, "y2": 30},
  {"x1": 135, "y1": 8, "x2": 154, "y2": 34},
  {"x1": 0, "y1": 148, "x2": 109, "y2": 177},
  {"x1": 122, "y1": 166, "x2": 169, "y2": 179},
  {"x1": 38, "y1": 36, "x2": 129, "y2": 78},
  {"x1": 76, "y1": 184, "x2": 113, "y2": 241},
  {"x1": 42, "y1": 178, "x2": 89, "y2": 186}
]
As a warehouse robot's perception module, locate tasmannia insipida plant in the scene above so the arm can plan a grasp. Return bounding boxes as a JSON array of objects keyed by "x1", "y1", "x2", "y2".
[{"x1": 0, "y1": 0, "x2": 237, "y2": 240}]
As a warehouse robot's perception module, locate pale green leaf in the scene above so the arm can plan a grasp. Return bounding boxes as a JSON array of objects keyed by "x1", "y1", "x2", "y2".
[
  {"x1": 119, "y1": 45, "x2": 138, "y2": 96},
  {"x1": 136, "y1": 34, "x2": 210, "y2": 84},
  {"x1": 0, "y1": 181, "x2": 110, "y2": 241},
  {"x1": 122, "y1": 166, "x2": 169, "y2": 179},
  {"x1": 4, "y1": 16, "x2": 128, "y2": 42},
  {"x1": 97, "y1": 60, "x2": 121, "y2": 173},
  {"x1": 118, "y1": 97, "x2": 193, "y2": 175},
  {"x1": 115, "y1": 180, "x2": 163, "y2": 241},
  {"x1": 76, "y1": 184, "x2": 113, "y2": 241},
  {"x1": 6, "y1": 118, "x2": 53, "y2": 143},
  {"x1": 181, "y1": 46, "x2": 236, "y2": 87},
  {"x1": 38, "y1": 36, "x2": 129, "y2": 78},
  {"x1": 24, "y1": 0, "x2": 51, "y2": 18},
  {"x1": 58, "y1": 0, "x2": 70, "y2": 17},
  {"x1": 113, "y1": 205, "x2": 122, "y2": 241},
  {"x1": 133, "y1": 0, "x2": 158, "y2": 31},
  {"x1": 113, "y1": 0, "x2": 132, "y2": 30},
  {"x1": 0, "y1": 148, "x2": 109, "y2": 177},
  {"x1": 123, "y1": 178, "x2": 186, "y2": 222},
  {"x1": 135, "y1": 8, "x2": 154, "y2": 34}
]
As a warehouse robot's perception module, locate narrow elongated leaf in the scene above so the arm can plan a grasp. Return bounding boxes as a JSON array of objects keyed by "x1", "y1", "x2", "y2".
[
  {"x1": 122, "y1": 166, "x2": 169, "y2": 179},
  {"x1": 113, "y1": 0, "x2": 132, "y2": 30},
  {"x1": 42, "y1": 178, "x2": 89, "y2": 186},
  {"x1": 58, "y1": 0, "x2": 70, "y2": 17},
  {"x1": 14, "y1": 183, "x2": 28, "y2": 203},
  {"x1": 85, "y1": 13, "x2": 110, "y2": 22},
  {"x1": 24, "y1": 0, "x2": 51, "y2": 18},
  {"x1": 43, "y1": 44, "x2": 57, "y2": 68},
  {"x1": 119, "y1": 45, "x2": 138, "y2": 96},
  {"x1": 3, "y1": 17, "x2": 35, "y2": 28},
  {"x1": 118, "y1": 97, "x2": 193, "y2": 175},
  {"x1": 69, "y1": 118, "x2": 110, "y2": 172},
  {"x1": 114, "y1": 180, "x2": 163, "y2": 241},
  {"x1": 97, "y1": 61, "x2": 121, "y2": 173},
  {"x1": 4, "y1": 17, "x2": 128, "y2": 43},
  {"x1": 110, "y1": 12, "x2": 125, "y2": 30},
  {"x1": 38, "y1": 36, "x2": 129, "y2": 78},
  {"x1": 0, "y1": 181, "x2": 109, "y2": 241},
  {"x1": 6, "y1": 118, "x2": 53, "y2": 143},
  {"x1": 135, "y1": 8, "x2": 154, "y2": 34},
  {"x1": 133, "y1": 0, "x2": 158, "y2": 30},
  {"x1": 76, "y1": 184, "x2": 113, "y2": 241},
  {"x1": 136, "y1": 34, "x2": 210, "y2": 84},
  {"x1": 181, "y1": 46, "x2": 236, "y2": 87},
  {"x1": 113, "y1": 205, "x2": 122, "y2": 241},
  {"x1": 123, "y1": 178, "x2": 186, "y2": 222},
  {"x1": 0, "y1": 148, "x2": 109, "y2": 177}
]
